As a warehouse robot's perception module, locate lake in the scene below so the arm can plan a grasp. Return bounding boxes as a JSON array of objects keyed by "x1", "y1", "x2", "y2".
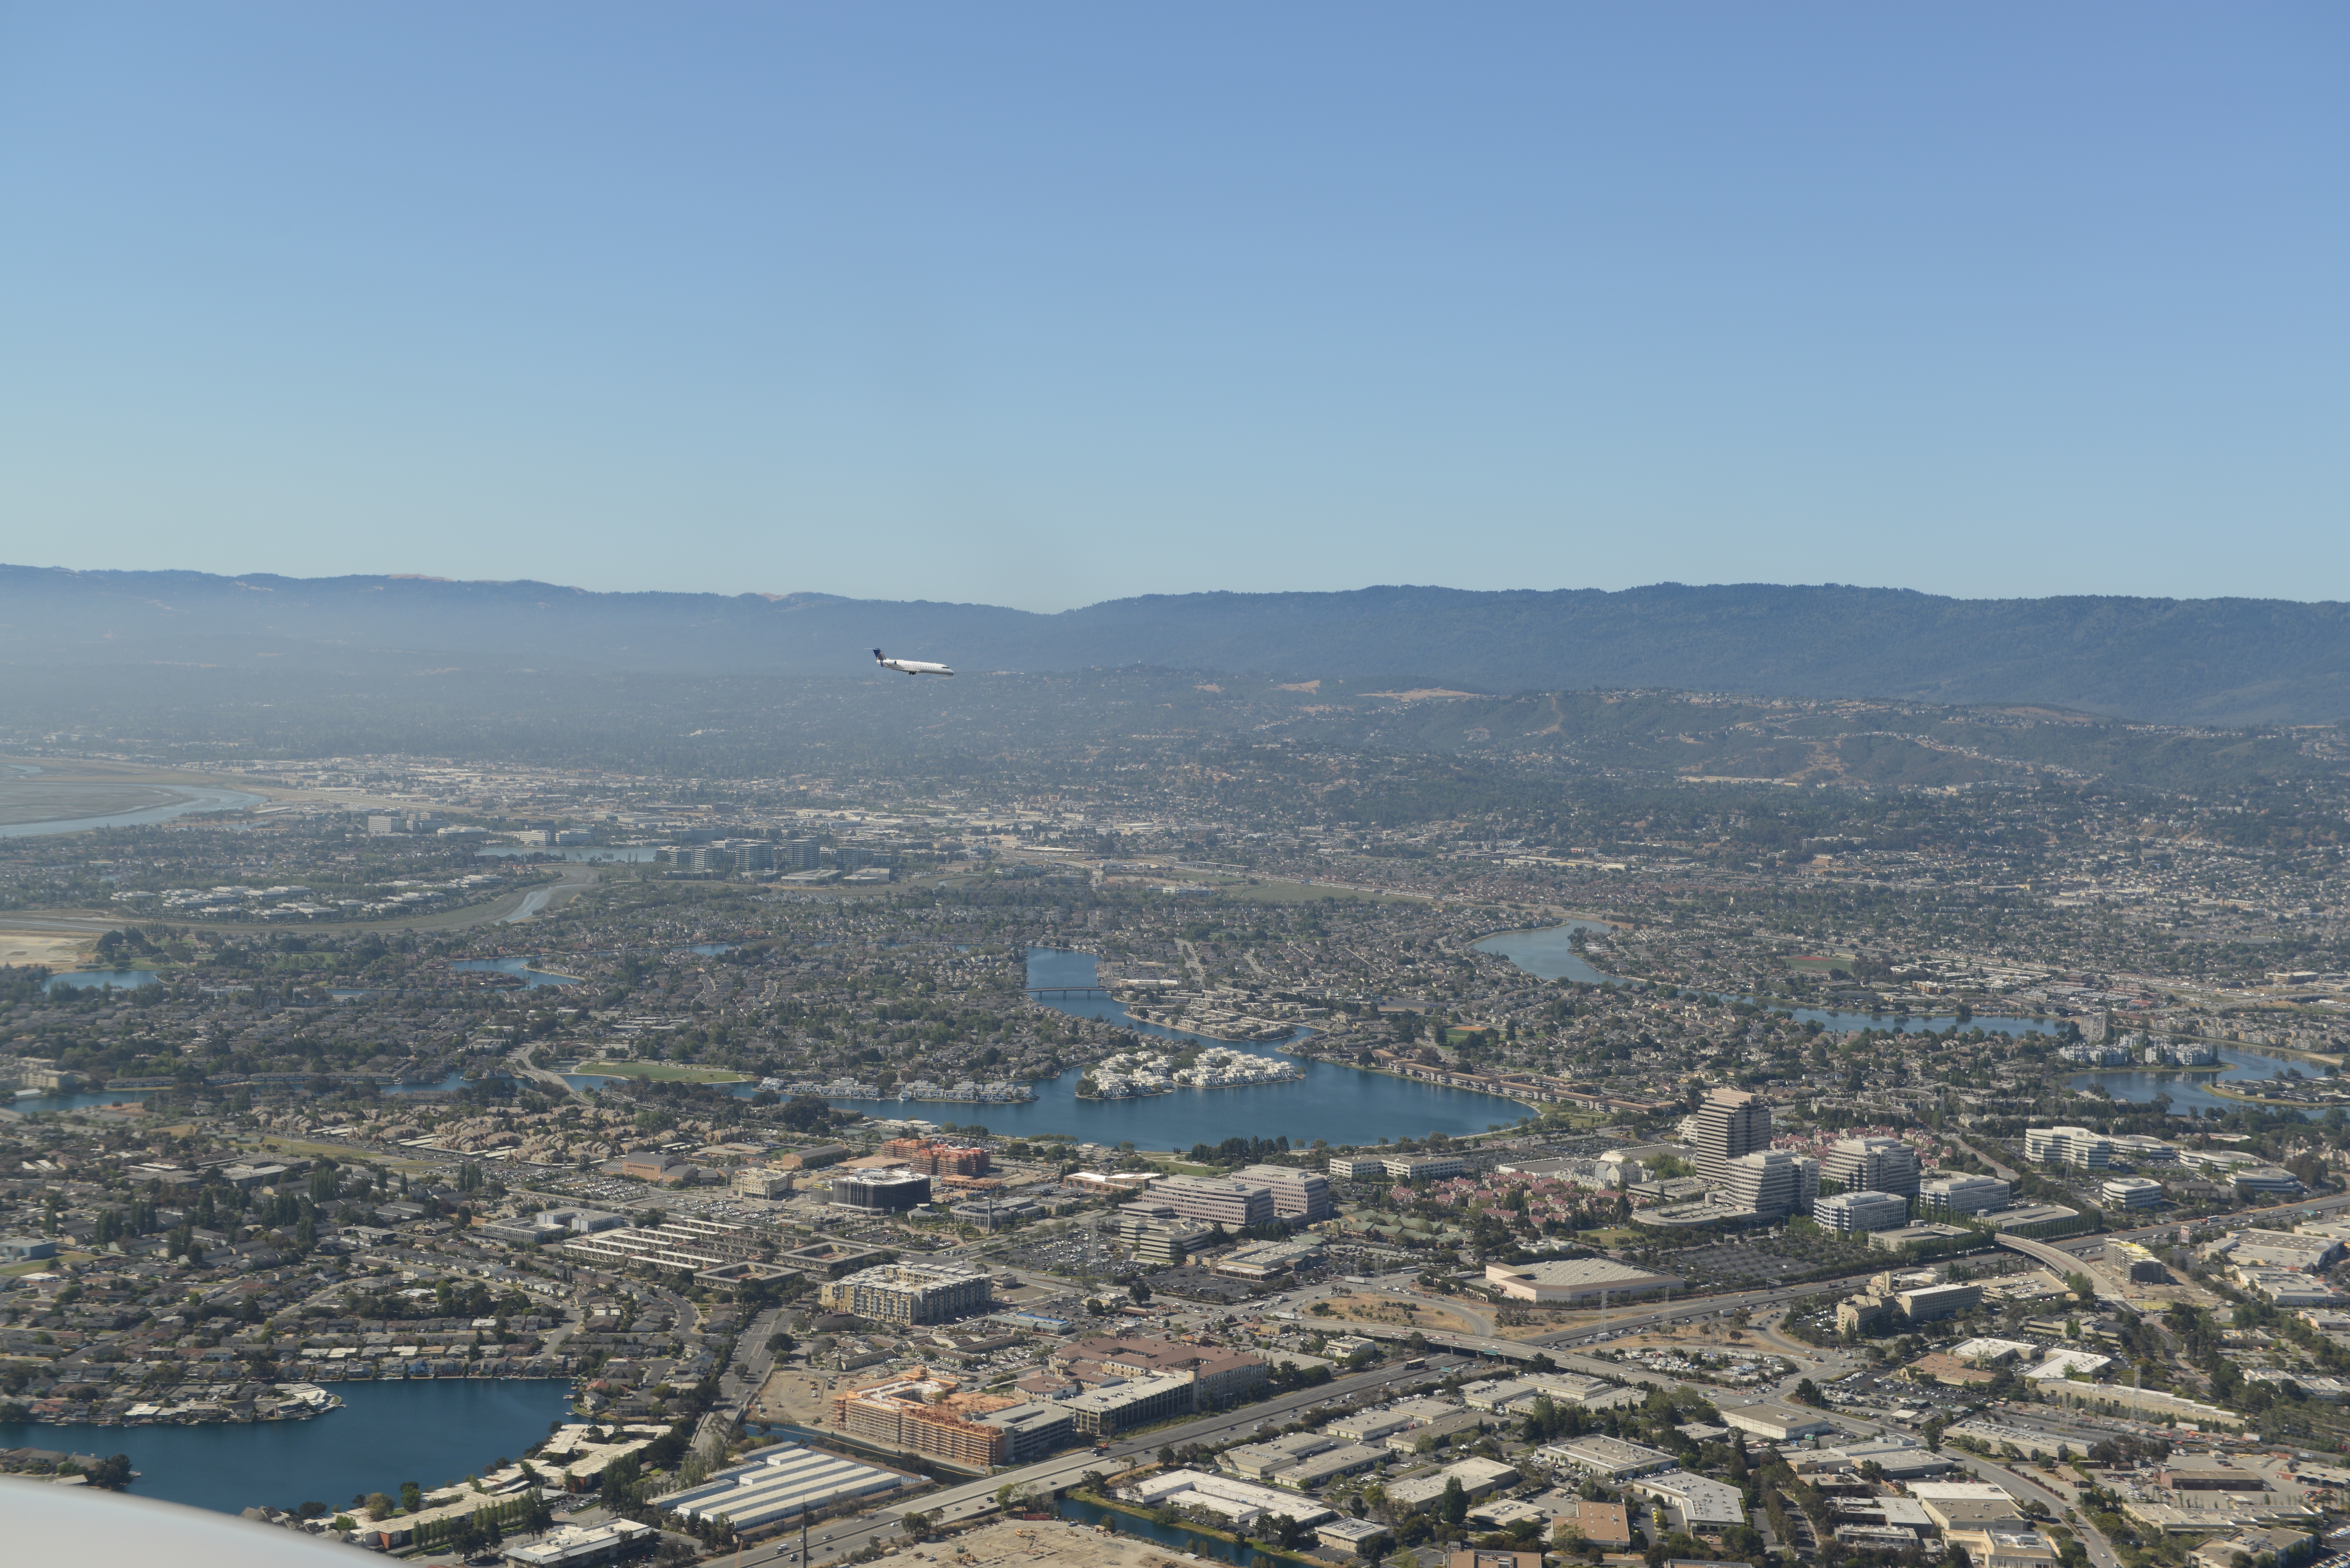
[
  {"x1": 2069, "y1": 1045, "x2": 2328, "y2": 1116},
  {"x1": 0, "y1": 1378, "x2": 573, "y2": 1517},
  {"x1": 814, "y1": 948, "x2": 1534, "y2": 1148},
  {"x1": 1474, "y1": 922, "x2": 2062, "y2": 1037},
  {"x1": 9, "y1": 1087, "x2": 161, "y2": 1114}
]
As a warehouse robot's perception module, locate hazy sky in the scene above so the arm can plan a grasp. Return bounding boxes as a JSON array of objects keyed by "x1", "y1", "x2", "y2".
[{"x1": 1, "y1": 6, "x2": 2342, "y2": 611}]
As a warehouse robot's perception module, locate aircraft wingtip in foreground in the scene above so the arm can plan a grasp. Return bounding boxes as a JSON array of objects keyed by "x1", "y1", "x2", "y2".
[{"x1": 874, "y1": 648, "x2": 954, "y2": 676}]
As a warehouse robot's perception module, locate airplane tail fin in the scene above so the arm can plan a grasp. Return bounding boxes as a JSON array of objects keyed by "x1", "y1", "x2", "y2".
[{"x1": 872, "y1": 648, "x2": 884, "y2": 662}]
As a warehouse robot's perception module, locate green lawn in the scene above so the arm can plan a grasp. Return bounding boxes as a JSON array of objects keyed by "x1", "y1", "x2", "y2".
[{"x1": 568, "y1": 1061, "x2": 752, "y2": 1084}]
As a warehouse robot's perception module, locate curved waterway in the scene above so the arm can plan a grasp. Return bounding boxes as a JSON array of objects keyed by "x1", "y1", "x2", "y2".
[
  {"x1": 1474, "y1": 922, "x2": 2061, "y2": 1037},
  {"x1": 0, "y1": 777, "x2": 264, "y2": 837},
  {"x1": 0, "y1": 1378, "x2": 572, "y2": 1517},
  {"x1": 811, "y1": 948, "x2": 1532, "y2": 1147}
]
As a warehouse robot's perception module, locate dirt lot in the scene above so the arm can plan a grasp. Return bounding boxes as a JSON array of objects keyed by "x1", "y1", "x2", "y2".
[
  {"x1": 873, "y1": 1518, "x2": 1187, "y2": 1568},
  {"x1": 1319, "y1": 1291, "x2": 1485, "y2": 1337},
  {"x1": 752, "y1": 1367, "x2": 838, "y2": 1428},
  {"x1": 0, "y1": 927, "x2": 94, "y2": 967}
]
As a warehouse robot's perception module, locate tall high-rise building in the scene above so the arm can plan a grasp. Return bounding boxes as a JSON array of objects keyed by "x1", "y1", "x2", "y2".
[
  {"x1": 1688, "y1": 1088, "x2": 1770, "y2": 1184},
  {"x1": 1822, "y1": 1137, "x2": 1921, "y2": 1200}
]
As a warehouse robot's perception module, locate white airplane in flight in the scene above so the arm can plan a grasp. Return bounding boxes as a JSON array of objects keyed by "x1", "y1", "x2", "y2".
[{"x1": 874, "y1": 648, "x2": 954, "y2": 676}]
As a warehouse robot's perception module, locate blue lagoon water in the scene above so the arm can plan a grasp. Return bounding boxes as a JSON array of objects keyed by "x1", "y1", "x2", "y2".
[
  {"x1": 2068, "y1": 1046, "x2": 2322, "y2": 1116},
  {"x1": 814, "y1": 948, "x2": 1533, "y2": 1148},
  {"x1": 0, "y1": 1378, "x2": 573, "y2": 1517}
]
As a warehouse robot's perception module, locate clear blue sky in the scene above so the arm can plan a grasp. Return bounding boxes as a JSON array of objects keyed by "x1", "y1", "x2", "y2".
[{"x1": 1, "y1": 5, "x2": 2342, "y2": 611}]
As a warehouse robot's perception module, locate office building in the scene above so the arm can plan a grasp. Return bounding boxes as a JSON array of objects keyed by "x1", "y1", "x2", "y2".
[
  {"x1": 500, "y1": 1519, "x2": 655, "y2": 1568},
  {"x1": 1823, "y1": 1136, "x2": 1921, "y2": 1200},
  {"x1": 1116, "y1": 1202, "x2": 1212, "y2": 1266},
  {"x1": 1545, "y1": 1435, "x2": 1678, "y2": 1481},
  {"x1": 816, "y1": 1262, "x2": 990, "y2": 1325},
  {"x1": 1325, "y1": 1156, "x2": 1386, "y2": 1180},
  {"x1": 1721, "y1": 1402, "x2": 1840, "y2": 1442},
  {"x1": 1149, "y1": 1173, "x2": 1276, "y2": 1230},
  {"x1": 1815, "y1": 1190, "x2": 1911, "y2": 1234},
  {"x1": 1233, "y1": 1163, "x2": 1335, "y2": 1223},
  {"x1": 830, "y1": 1169, "x2": 932, "y2": 1212},
  {"x1": 1382, "y1": 1154, "x2": 1467, "y2": 1181},
  {"x1": 1722, "y1": 1149, "x2": 1819, "y2": 1218},
  {"x1": 2102, "y1": 1176, "x2": 2165, "y2": 1210},
  {"x1": 1688, "y1": 1088, "x2": 1770, "y2": 1184},
  {"x1": 2024, "y1": 1127, "x2": 2111, "y2": 1170},
  {"x1": 1918, "y1": 1173, "x2": 2011, "y2": 1216},
  {"x1": 1894, "y1": 1281, "x2": 1982, "y2": 1323}
]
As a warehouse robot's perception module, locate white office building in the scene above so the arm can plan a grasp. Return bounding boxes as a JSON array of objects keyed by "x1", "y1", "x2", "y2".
[
  {"x1": 1918, "y1": 1173, "x2": 2011, "y2": 1216},
  {"x1": 1232, "y1": 1163, "x2": 1336, "y2": 1224},
  {"x1": 1722, "y1": 1149, "x2": 1820, "y2": 1218},
  {"x1": 1823, "y1": 1137, "x2": 1921, "y2": 1200},
  {"x1": 2024, "y1": 1127, "x2": 2112, "y2": 1170},
  {"x1": 1814, "y1": 1190, "x2": 1912, "y2": 1234}
]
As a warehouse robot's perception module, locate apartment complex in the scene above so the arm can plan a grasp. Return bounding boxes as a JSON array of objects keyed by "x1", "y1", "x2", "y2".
[
  {"x1": 816, "y1": 1261, "x2": 991, "y2": 1325},
  {"x1": 825, "y1": 1373, "x2": 1071, "y2": 1468},
  {"x1": 879, "y1": 1139, "x2": 992, "y2": 1178}
]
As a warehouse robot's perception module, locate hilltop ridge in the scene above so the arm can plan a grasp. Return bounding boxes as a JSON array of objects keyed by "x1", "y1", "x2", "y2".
[{"x1": 2, "y1": 567, "x2": 2345, "y2": 726}]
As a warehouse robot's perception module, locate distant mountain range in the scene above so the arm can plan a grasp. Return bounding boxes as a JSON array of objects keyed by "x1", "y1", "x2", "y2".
[{"x1": 4, "y1": 566, "x2": 2346, "y2": 726}]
